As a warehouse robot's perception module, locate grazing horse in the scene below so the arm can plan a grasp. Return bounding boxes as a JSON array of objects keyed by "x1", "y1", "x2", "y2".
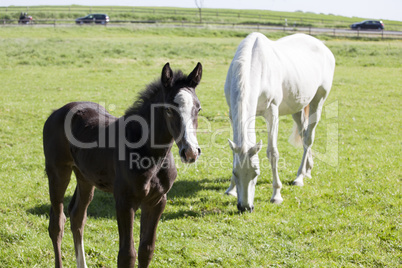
[
  {"x1": 43, "y1": 62, "x2": 203, "y2": 268},
  {"x1": 224, "y1": 33, "x2": 335, "y2": 212}
]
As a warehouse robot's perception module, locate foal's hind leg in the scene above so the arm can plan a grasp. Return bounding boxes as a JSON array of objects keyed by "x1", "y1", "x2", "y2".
[
  {"x1": 68, "y1": 168, "x2": 95, "y2": 268},
  {"x1": 293, "y1": 87, "x2": 328, "y2": 186},
  {"x1": 47, "y1": 163, "x2": 72, "y2": 268}
]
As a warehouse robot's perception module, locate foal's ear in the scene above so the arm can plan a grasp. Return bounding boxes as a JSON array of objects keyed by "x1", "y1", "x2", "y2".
[
  {"x1": 161, "y1": 62, "x2": 174, "y2": 88},
  {"x1": 187, "y1": 62, "x2": 203, "y2": 88}
]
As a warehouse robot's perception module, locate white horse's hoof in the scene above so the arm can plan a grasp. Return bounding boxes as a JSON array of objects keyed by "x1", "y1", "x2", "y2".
[
  {"x1": 292, "y1": 180, "x2": 304, "y2": 186},
  {"x1": 225, "y1": 189, "x2": 237, "y2": 197},
  {"x1": 270, "y1": 197, "x2": 283, "y2": 204}
]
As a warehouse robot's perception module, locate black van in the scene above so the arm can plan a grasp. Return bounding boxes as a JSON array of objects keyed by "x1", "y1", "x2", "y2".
[{"x1": 76, "y1": 14, "x2": 110, "y2": 25}]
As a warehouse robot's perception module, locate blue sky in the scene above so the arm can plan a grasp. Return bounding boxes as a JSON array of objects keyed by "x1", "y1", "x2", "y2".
[{"x1": 1, "y1": 0, "x2": 401, "y2": 21}]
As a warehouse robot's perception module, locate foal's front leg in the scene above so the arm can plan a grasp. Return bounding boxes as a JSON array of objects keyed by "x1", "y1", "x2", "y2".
[
  {"x1": 115, "y1": 195, "x2": 139, "y2": 268},
  {"x1": 138, "y1": 195, "x2": 167, "y2": 268}
]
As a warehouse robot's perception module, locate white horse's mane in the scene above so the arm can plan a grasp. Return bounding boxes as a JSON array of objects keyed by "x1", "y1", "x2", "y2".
[{"x1": 229, "y1": 34, "x2": 263, "y2": 152}]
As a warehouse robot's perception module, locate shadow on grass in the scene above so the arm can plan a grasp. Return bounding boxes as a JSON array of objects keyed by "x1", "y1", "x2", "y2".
[
  {"x1": 28, "y1": 177, "x2": 232, "y2": 221},
  {"x1": 168, "y1": 177, "x2": 228, "y2": 198},
  {"x1": 161, "y1": 199, "x2": 239, "y2": 221},
  {"x1": 162, "y1": 177, "x2": 239, "y2": 220},
  {"x1": 28, "y1": 189, "x2": 116, "y2": 219}
]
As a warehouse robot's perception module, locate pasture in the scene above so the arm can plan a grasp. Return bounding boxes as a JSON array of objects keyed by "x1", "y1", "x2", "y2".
[{"x1": 0, "y1": 26, "x2": 400, "y2": 267}]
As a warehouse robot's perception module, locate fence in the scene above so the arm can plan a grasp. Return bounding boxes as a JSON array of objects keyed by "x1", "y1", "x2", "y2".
[
  {"x1": 1, "y1": 6, "x2": 401, "y2": 30},
  {"x1": 2, "y1": 19, "x2": 401, "y2": 40},
  {"x1": 1, "y1": 6, "x2": 401, "y2": 39}
]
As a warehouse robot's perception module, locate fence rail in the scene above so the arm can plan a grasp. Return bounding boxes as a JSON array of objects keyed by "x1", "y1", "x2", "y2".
[
  {"x1": 1, "y1": 6, "x2": 402, "y2": 30},
  {"x1": 1, "y1": 18, "x2": 401, "y2": 40}
]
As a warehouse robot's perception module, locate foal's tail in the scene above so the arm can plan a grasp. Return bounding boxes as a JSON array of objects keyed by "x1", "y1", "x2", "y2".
[{"x1": 289, "y1": 104, "x2": 310, "y2": 147}]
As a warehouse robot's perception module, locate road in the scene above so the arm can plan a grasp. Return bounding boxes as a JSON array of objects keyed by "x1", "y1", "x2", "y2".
[{"x1": 3, "y1": 21, "x2": 402, "y2": 39}]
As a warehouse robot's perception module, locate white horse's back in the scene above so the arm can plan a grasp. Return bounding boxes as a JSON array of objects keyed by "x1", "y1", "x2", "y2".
[
  {"x1": 225, "y1": 33, "x2": 335, "y2": 116},
  {"x1": 274, "y1": 34, "x2": 335, "y2": 115}
]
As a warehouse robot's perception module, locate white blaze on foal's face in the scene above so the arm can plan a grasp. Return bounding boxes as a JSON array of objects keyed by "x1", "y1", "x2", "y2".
[{"x1": 174, "y1": 89, "x2": 200, "y2": 162}]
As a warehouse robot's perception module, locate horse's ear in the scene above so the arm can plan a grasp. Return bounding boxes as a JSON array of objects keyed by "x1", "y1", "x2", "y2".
[
  {"x1": 228, "y1": 139, "x2": 240, "y2": 153},
  {"x1": 161, "y1": 62, "x2": 173, "y2": 89},
  {"x1": 248, "y1": 140, "x2": 262, "y2": 156},
  {"x1": 187, "y1": 62, "x2": 202, "y2": 88}
]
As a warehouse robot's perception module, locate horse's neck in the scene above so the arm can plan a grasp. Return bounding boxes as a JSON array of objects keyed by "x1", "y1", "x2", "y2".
[
  {"x1": 149, "y1": 108, "x2": 174, "y2": 156},
  {"x1": 139, "y1": 106, "x2": 173, "y2": 159},
  {"x1": 125, "y1": 100, "x2": 174, "y2": 159},
  {"x1": 231, "y1": 93, "x2": 257, "y2": 151}
]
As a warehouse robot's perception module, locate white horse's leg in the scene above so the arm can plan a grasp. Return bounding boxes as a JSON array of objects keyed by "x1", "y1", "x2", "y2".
[
  {"x1": 265, "y1": 104, "x2": 283, "y2": 204},
  {"x1": 225, "y1": 176, "x2": 237, "y2": 197},
  {"x1": 291, "y1": 110, "x2": 311, "y2": 186},
  {"x1": 293, "y1": 87, "x2": 328, "y2": 186}
]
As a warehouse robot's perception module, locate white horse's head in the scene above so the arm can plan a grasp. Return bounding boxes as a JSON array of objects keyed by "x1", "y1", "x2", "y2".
[{"x1": 228, "y1": 139, "x2": 262, "y2": 212}]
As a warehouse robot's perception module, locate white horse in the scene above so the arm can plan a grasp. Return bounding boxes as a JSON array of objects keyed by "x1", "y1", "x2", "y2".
[{"x1": 225, "y1": 33, "x2": 335, "y2": 212}]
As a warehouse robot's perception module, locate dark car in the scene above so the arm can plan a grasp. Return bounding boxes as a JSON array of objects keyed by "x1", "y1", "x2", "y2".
[
  {"x1": 351, "y1": 20, "x2": 384, "y2": 30},
  {"x1": 76, "y1": 14, "x2": 109, "y2": 25}
]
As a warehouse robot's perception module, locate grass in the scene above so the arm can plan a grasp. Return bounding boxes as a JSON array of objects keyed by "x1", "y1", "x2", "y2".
[{"x1": 0, "y1": 26, "x2": 401, "y2": 267}]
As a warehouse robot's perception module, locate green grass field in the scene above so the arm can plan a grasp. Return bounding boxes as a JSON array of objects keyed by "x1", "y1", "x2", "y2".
[{"x1": 0, "y1": 26, "x2": 401, "y2": 267}]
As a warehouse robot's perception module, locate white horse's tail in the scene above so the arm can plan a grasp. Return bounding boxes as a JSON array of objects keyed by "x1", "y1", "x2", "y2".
[{"x1": 289, "y1": 104, "x2": 310, "y2": 147}]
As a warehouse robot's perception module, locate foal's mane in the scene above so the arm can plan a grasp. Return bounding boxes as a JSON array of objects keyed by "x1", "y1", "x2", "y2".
[{"x1": 125, "y1": 70, "x2": 188, "y2": 117}]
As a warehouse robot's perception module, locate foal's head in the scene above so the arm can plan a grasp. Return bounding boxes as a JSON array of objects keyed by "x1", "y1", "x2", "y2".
[{"x1": 161, "y1": 63, "x2": 202, "y2": 163}]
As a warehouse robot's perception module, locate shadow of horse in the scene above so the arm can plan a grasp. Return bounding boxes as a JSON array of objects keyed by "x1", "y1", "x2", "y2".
[
  {"x1": 28, "y1": 177, "x2": 232, "y2": 221},
  {"x1": 28, "y1": 189, "x2": 116, "y2": 219},
  {"x1": 168, "y1": 177, "x2": 230, "y2": 199},
  {"x1": 162, "y1": 177, "x2": 239, "y2": 220}
]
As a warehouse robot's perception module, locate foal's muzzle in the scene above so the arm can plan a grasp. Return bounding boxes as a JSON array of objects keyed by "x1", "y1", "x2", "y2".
[{"x1": 180, "y1": 146, "x2": 201, "y2": 163}]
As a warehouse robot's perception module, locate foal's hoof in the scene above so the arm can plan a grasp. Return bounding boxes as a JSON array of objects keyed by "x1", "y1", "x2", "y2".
[
  {"x1": 292, "y1": 180, "x2": 304, "y2": 187},
  {"x1": 270, "y1": 197, "x2": 283, "y2": 204}
]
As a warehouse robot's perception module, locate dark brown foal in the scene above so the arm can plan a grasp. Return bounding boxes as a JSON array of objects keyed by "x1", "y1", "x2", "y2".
[{"x1": 43, "y1": 62, "x2": 203, "y2": 268}]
